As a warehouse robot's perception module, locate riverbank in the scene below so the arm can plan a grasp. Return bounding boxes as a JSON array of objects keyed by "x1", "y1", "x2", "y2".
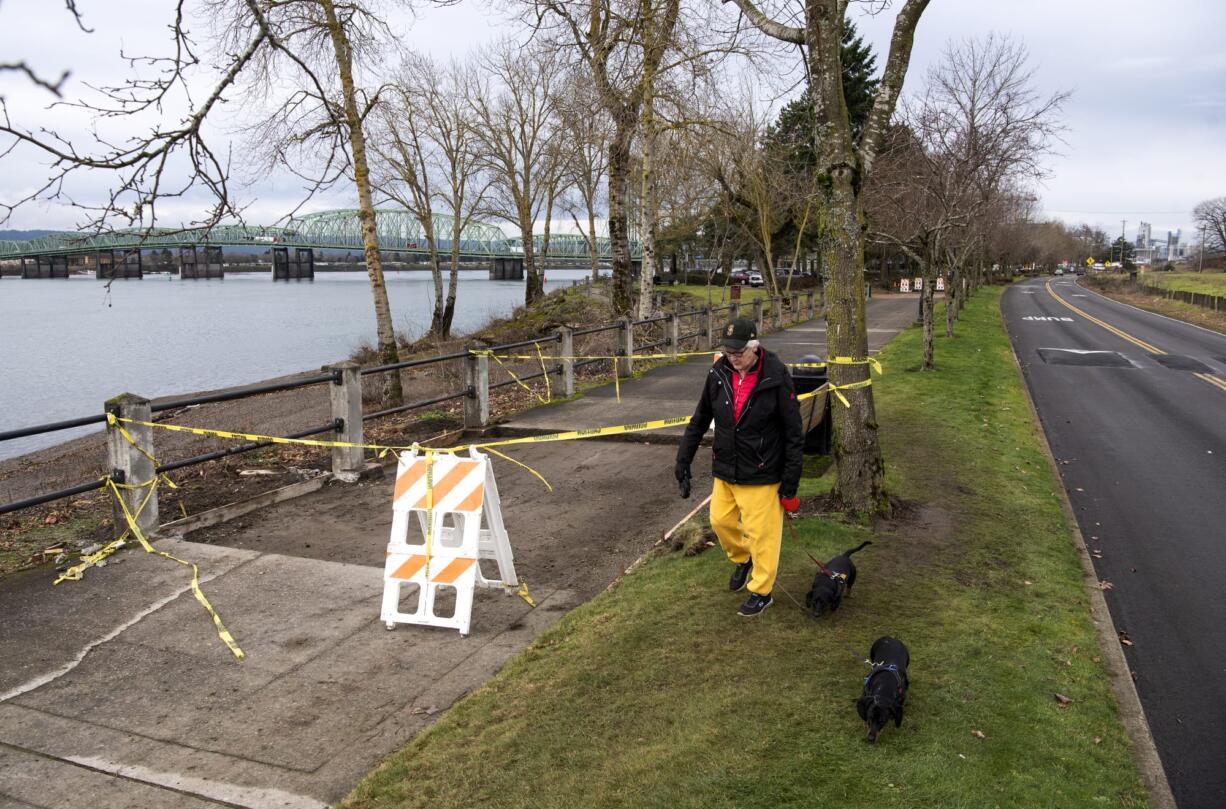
[{"x1": 0, "y1": 279, "x2": 717, "y2": 577}]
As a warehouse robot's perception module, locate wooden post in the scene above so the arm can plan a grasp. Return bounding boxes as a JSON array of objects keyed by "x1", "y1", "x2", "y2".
[
  {"x1": 617, "y1": 317, "x2": 634, "y2": 377},
  {"x1": 557, "y1": 326, "x2": 575, "y2": 397},
  {"x1": 705, "y1": 306, "x2": 715, "y2": 349},
  {"x1": 464, "y1": 349, "x2": 490, "y2": 428},
  {"x1": 326, "y1": 362, "x2": 364, "y2": 482},
  {"x1": 668, "y1": 313, "x2": 680, "y2": 360},
  {"x1": 790, "y1": 293, "x2": 800, "y2": 323},
  {"x1": 752, "y1": 298, "x2": 765, "y2": 333},
  {"x1": 772, "y1": 296, "x2": 784, "y2": 330},
  {"x1": 105, "y1": 394, "x2": 158, "y2": 538},
  {"x1": 808, "y1": 290, "x2": 817, "y2": 319}
]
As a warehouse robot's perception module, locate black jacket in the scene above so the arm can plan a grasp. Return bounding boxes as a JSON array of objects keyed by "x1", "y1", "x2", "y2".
[{"x1": 676, "y1": 348, "x2": 804, "y2": 496}]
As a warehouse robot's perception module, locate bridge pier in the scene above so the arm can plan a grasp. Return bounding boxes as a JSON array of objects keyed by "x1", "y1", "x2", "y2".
[
  {"x1": 107, "y1": 249, "x2": 143, "y2": 280},
  {"x1": 96, "y1": 250, "x2": 115, "y2": 279},
  {"x1": 20, "y1": 257, "x2": 35, "y2": 279},
  {"x1": 489, "y1": 257, "x2": 523, "y2": 280},
  {"x1": 179, "y1": 247, "x2": 199, "y2": 278},
  {"x1": 204, "y1": 246, "x2": 224, "y2": 278},
  {"x1": 31, "y1": 255, "x2": 70, "y2": 278},
  {"x1": 273, "y1": 247, "x2": 314, "y2": 279}
]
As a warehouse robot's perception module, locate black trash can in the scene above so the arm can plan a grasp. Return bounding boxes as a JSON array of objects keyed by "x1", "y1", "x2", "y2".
[{"x1": 790, "y1": 354, "x2": 833, "y2": 455}]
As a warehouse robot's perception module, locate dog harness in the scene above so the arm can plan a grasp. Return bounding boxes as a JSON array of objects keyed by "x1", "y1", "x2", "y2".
[{"x1": 864, "y1": 663, "x2": 905, "y2": 694}]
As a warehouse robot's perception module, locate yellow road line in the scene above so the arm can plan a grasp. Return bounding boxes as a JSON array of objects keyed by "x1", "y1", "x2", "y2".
[
  {"x1": 1195, "y1": 372, "x2": 1226, "y2": 394},
  {"x1": 1045, "y1": 280, "x2": 1165, "y2": 355},
  {"x1": 1044, "y1": 280, "x2": 1226, "y2": 397}
]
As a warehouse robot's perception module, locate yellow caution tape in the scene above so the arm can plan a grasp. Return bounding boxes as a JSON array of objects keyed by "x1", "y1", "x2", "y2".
[
  {"x1": 505, "y1": 579, "x2": 536, "y2": 608},
  {"x1": 472, "y1": 349, "x2": 553, "y2": 405},
  {"x1": 107, "y1": 413, "x2": 406, "y2": 456},
  {"x1": 824, "y1": 379, "x2": 874, "y2": 408},
  {"x1": 828, "y1": 356, "x2": 883, "y2": 375}
]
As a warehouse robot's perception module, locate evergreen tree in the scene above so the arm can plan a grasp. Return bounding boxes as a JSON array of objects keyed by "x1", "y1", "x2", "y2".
[{"x1": 763, "y1": 20, "x2": 879, "y2": 171}]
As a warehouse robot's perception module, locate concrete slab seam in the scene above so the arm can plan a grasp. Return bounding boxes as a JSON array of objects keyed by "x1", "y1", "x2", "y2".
[
  {"x1": 1, "y1": 578, "x2": 206, "y2": 704},
  {"x1": 1001, "y1": 289, "x2": 1177, "y2": 809}
]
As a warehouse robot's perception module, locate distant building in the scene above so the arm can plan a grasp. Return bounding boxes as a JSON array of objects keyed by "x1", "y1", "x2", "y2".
[
  {"x1": 1136, "y1": 221, "x2": 1151, "y2": 249},
  {"x1": 1165, "y1": 229, "x2": 1185, "y2": 260}
]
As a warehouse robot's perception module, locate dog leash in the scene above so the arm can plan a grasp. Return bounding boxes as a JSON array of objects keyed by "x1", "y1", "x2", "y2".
[{"x1": 780, "y1": 515, "x2": 873, "y2": 667}]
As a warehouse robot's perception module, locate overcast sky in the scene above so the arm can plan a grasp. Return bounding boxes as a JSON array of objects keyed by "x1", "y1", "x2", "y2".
[{"x1": 1, "y1": 0, "x2": 1222, "y2": 244}]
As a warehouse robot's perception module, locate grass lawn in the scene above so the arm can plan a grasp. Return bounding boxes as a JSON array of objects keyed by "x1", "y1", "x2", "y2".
[
  {"x1": 341, "y1": 287, "x2": 1149, "y2": 809},
  {"x1": 1139, "y1": 271, "x2": 1226, "y2": 296},
  {"x1": 667, "y1": 282, "x2": 811, "y2": 308}
]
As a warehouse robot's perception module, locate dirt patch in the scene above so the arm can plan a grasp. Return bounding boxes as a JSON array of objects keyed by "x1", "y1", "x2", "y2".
[{"x1": 186, "y1": 441, "x2": 714, "y2": 603}]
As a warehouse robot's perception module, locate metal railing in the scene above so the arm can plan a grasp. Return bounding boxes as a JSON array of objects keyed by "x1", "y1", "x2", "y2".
[{"x1": 1, "y1": 289, "x2": 820, "y2": 519}]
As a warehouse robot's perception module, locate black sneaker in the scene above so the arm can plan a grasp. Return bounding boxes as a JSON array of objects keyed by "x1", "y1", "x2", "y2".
[
  {"x1": 729, "y1": 560, "x2": 752, "y2": 592},
  {"x1": 737, "y1": 592, "x2": 773, "y2": 617}
]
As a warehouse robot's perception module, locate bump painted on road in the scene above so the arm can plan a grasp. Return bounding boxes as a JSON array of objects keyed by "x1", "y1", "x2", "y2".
[
  {"x1": 1149, "y1": 354, "x2": 1215, "y2": 373},
  {"x1": 1036, "y1": 348, "x2": 1136, "y2": 368}
]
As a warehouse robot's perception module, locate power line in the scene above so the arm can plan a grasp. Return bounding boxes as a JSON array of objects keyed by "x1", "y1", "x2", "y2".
[{"x1": 1042, "y1": 208, "x2": 1189, "y2": 215}]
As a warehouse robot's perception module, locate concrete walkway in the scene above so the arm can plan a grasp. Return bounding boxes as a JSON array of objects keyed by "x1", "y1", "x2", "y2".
[{"x1": 0, "y1": 296, "x2": 918, "y2": 809}]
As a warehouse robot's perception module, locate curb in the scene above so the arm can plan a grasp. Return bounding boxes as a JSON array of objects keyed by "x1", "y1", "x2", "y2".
[{"x1": 1000, "y1": 288, "x2": 1176, "y2": 809}]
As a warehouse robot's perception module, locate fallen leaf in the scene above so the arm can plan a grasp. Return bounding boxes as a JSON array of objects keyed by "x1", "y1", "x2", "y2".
[
  {"x1": 1094, "y1": 737, "x2": 1102, "y2": 745},
  {"x1": 957, "y1": 753, "x2": 966, "y2": 759},
  {"x1": 1023, "y1": 580, "x2": 1033, "y2": 586},
  {"x1": 1098, "y1": 580, "x2": 1113, "y2": 590},
  {"x1": 1118, "y1": 632, "x2": 1133, "y2": 646},
  {"x1": 971, "y1": 729, "x2": 986, "y2": 739},
  {"x1": 1091, "y1": 551, "x2": 1103, "y2": 559},
  {"x1": 1054, "y1": 693, "x2": 1073, "y2": 707}
]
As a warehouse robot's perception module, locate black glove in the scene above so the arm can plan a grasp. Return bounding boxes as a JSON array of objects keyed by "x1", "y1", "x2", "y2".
[
  {"x1": 674, "y1": 461, "x2": 692, "y2": 499},
  {"x1": 778, "y1": 482, "x2": 798, "y2": 499}
]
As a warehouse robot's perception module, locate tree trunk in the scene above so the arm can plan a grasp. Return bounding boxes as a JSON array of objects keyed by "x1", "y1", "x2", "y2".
[
  {"x1": 443, "y1": 218, "x2": 462, "y2": 339},
  {"x1": 520, "y1": 206, "x2": 542, "y2": 305},
  {"x1": 608, "y1": 118, "x2": 635, "y2": 315},
  {"x1": 587, "y1": 202, "x2": 600, "y2": 284},
  {"x1": 945, "y1": 267, "x2": 956, "y2": 337},
  {"x1": 321, "y1": 0, "x2": 400, "y2": 405},
  {"x1": 922, "y1": 265, "x2": 936, "y2": 370},
  {"x1": 823, "y1": 180, "x2": 885, "y2": 511},
  {"x1": 637, "y1": 89, "x2": 658, "y2": 319}
]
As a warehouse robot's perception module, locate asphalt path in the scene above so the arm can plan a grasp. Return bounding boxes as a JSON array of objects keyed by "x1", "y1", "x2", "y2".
[{"x1": 1002, "y1": 277, "x2": 1226, "y2": 809}]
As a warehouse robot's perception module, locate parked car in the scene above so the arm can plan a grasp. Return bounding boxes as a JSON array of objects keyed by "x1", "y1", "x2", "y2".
[
  {"x1": 729, "y1": 270, "x2": 750, "y2": 284},
  {"x1": 748, "y1": 272, "x2": 765, "y2": 287}
]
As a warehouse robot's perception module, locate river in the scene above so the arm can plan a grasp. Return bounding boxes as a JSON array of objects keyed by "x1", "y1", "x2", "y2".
[{"x1": 0, "y1": 268, "x2": 599, "y2": 460}]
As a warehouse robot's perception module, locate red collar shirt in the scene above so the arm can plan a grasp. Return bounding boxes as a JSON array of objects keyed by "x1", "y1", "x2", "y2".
[{"x1": 730, "y1": 359, "x2": 761, "y2": 422}]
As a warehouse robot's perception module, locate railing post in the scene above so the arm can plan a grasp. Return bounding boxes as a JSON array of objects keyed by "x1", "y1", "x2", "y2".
[
  {"x1": 326, "y1": 362, "x2": 364, "y2": 482},
  {"x1": 790, "y1": 293, "x2": 799, "y2": 323},
  {"x1": 705, "y1": 306, "x2": 715, "y2": 349},
  {"x1": 668, "y1": 313, "x2": 680, "y2": 360},
  {"x1": 617, "y1": 317, "x2": 634, "y2": 378},
  {"x1": 464, "y1": 348, "x2": 490, "y2": 429},
  {"x1": 808, "y1": 290, "x2": 817, "y2": 319},
  {"x1": 752, "y1": 298, "x2": 764, "y2": 333},
  {"x1": 772, "y1": 296, "x2": 784, "y2": 330},
  {"x1": 556, "y1": 326, "x2": 575, "y2": 397},
  {"x1": 730, "y1": 301, "x2": 741, "y2": 321},
  {"x1": 105, "y1": 393, "x2": 158, "y2": 538}
]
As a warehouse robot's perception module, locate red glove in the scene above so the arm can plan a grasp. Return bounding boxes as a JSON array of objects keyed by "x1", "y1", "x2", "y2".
[{"x1": 780, "y1": 496, "x2": 800, "y2": 513}]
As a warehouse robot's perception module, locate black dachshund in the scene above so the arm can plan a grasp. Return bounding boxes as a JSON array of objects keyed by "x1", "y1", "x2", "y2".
[
  {"x1": 803, "y1": 541, "x2": 871, "y2": 617},
  {"x1": 856, "y1": 636, "x2": 910, "y2": 743}
]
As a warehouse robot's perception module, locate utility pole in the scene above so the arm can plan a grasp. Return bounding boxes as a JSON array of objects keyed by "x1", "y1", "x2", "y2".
[
  {"x1": 1199, "y1": 225, "x2": 1207, "y2": 272},
  {"x1": 1120, "y1": 219, "x2": 1127, "y2": 267}
]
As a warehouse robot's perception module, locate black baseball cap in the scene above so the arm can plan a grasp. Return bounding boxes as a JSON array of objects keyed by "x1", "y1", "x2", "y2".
[{"x1": 719, "y1": 317, "x2": 757, "y2": 349}]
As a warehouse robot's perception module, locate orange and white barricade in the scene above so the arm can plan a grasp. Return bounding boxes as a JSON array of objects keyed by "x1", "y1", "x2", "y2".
[{"x1": 381, "y1": 446, "x2": 518, "y2": 636}]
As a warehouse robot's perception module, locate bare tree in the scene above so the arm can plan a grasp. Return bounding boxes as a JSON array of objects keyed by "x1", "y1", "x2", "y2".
[
  {"x1": 528, "y1": 0, "x2": 683, "y2": 315},
  {"x1": 557, "y1": 73, "x2": 612, "y2": 284},
  {"x1": 868, "y1": 33, "x2": 1066, "y2": 369},
  {"x1": 721, "y1": 0, "x2": 931, "y2": 512},
  {"x1": 1193, "y1": 197, "x2": 1226, "y2": 261},
  {"x1": 1, "y1": 0, "x2": 413, "y2": 405},
  {"x1": 468, "y1": 39, "x2": 564, "y2": 306},
  {"x1": 376, "y1": 55, "x2": 489, "y2": 339}
]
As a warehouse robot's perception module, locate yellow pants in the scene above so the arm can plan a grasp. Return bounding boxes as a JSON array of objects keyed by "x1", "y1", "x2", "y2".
[{"x1": 709, "y1": 479, "x2": 783, "y2": 595}]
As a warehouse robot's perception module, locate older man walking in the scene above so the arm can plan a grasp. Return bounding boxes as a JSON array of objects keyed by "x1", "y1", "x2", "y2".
[{"x1": 675, "y1": 317, "x2": 804, "y2": 616}]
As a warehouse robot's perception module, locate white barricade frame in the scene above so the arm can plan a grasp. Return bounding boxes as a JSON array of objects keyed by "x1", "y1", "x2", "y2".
[{"x1": 380, "y1": 446, "x2": 519, "y2": 636}]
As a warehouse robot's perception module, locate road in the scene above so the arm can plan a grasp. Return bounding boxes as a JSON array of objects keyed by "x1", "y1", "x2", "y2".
[{"x1": 1002, "y1": 277, "x2": 1226, "y2": 809}]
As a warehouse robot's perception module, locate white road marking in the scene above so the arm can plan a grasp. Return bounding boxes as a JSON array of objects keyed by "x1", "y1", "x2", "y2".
[{"x1": 1021, "y1": 316, "x2": 1075, "y2": 322}]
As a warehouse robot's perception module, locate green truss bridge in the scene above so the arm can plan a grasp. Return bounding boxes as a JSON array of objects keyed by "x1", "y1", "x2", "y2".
[{"x1": 0, "y1": 208, "x2": 638, "y2": 280}]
